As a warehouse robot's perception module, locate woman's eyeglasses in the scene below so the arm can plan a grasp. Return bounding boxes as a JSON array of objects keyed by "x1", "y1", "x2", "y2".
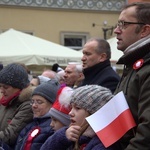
[{"x1": 30, "y1": 99, "x2": 45, "y2": 105}]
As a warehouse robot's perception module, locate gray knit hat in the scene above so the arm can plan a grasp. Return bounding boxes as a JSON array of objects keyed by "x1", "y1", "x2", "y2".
[
  {"x1": 70, "y1": 85, "x2": 114, "y2": 114},
  {"x1": 0, "y1": 63, "x2": 29, "y2": 89},
  {"x1": 32, "y1": 79, "x2": 60, "y2": 104}
]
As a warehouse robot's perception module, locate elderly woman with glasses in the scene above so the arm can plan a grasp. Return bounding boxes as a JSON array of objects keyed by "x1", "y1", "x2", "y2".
[{"x1": 14, "y1": 80, "x2": 60, "y2": 150}]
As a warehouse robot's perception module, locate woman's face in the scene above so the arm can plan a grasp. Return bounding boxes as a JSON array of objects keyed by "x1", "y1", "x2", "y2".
[
  {"x1": 31, "y1": 95, "x2": 52, "y2": 117},
  {"x1": 69, "y1": 103, "x2": 90, "y2": 126},
  {"x1": 0, "y1": 84, "x2": 20, "y2": 99}
]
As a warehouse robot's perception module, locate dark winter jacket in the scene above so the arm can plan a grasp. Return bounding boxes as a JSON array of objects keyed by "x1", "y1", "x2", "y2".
[
  {"x1": 40, "y1": 126, "x2": 120, "y2": 150},
  {"x1": 114, "y1": 35, "x2": 150, "y2": 150},
  {"x1": 0, "y1": 86, "x2": 34, "y2": 147},
  {"x1": 81, "y1": 60, "x2": 120, "y2": 93},
  {"x1": 15, "y1": 117, "x2": 54, "y2": 150}
]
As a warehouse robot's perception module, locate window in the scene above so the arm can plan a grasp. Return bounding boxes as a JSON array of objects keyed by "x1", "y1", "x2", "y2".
[{"x1": 60, "y1": 32, "x2": 89, "y2": 51}]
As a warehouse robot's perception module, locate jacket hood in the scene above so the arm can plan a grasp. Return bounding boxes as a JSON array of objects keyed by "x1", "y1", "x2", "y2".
[
  {"x1": 18, "y1": 85, "x2": 36, "y2": 103},
  {"x1": 82, "y1": 126, "x2": 95, "y2": 138}
]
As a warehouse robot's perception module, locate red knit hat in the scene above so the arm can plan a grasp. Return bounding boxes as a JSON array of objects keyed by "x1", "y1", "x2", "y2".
[{"x1": 49, "y1": 86, "x2": 73, "y2": 126}]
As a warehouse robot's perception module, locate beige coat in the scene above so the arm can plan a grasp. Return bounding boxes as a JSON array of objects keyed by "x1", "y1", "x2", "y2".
[{"x1": 0, "y1": 86, "x2": 34, "y2": 146}]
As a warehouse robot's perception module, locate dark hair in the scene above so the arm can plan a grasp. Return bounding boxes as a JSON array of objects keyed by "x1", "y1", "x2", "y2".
[
  {"x1": 52, "y1": 63, "x2": 59, "y2": 72},
  {"x1": 122, "y1": 2, "x2": 150, "y2": 25},
  {"x1": 87, "y1": 38, "x2": 111, "y2": 59},
  {"x1": 0, "y1": 64, "x2": 3, "y2": 71}
]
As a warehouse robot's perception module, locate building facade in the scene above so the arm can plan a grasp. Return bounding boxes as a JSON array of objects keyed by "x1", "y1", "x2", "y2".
[
  {"x1": 2, "y1": 0, "x2": 148, "y2": 74},
  {"x1": 0, "y1": 0, "x2": 126, "y2": 49}
]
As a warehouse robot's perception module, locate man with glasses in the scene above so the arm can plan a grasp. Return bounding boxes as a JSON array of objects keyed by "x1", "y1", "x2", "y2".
[{"x1": 114, "y1": 2, "x2": 150, "y2": 150}]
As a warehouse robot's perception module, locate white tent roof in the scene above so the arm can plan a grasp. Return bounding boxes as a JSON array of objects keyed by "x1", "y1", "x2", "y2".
[
  {"x1": 107, "y1": 37, "x2": 123, "y2": 62},
  {"x1": 0, "y1": 29, "x2": 82, "y2": 66}
]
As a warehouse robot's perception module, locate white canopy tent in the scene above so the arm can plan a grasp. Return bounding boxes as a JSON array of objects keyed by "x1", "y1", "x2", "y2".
[
  {"x1": 107, "y1": 37, "x2": 124, "y2": 72},
  {"x1": 107, "y1": 37, "x2": 123, "y2": 62},
  {"x1": 0, "y1": 29, "x2": 82, "y2": 66}
]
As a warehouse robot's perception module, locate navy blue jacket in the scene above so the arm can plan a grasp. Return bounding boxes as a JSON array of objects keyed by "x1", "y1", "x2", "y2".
[
  {"x1": 40, "y1": 127, "x2": 120, "y2": 150},
  {"x1": 15, "y1": 117, "x2": 54, "y2": 150}
]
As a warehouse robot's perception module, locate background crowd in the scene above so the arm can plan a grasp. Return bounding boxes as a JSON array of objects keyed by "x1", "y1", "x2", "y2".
[{"x1": 0, "y1": 2, "x2": 150, "y2": 150}]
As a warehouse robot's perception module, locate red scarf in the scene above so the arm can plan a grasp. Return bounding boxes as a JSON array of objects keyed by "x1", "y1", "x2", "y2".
[
  {"x1": 80, "y1": 144, "x2": 87, "y2": 150},
  {"x1": 0, "y1": 90, "x2": 21, "y2": 106}
]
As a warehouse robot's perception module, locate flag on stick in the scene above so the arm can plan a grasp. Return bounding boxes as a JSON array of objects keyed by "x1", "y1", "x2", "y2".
[{"x1": 86, "y1": 91, "x2": 136, "y2": 148}]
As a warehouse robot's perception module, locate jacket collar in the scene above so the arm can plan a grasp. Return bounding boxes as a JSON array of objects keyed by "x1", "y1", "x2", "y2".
[
  {"x1": 82, "y1": 126, "x2": 95, "y2": 138},
  {"x1": 117, "y1": 36, "x2": 150, "y2": 65},
  {"x1": 124, "y1": 35, "x2": 150, "y2": 55},
  {"x1": 83, "y1": 59, "x2": 111, "y2": 76}
]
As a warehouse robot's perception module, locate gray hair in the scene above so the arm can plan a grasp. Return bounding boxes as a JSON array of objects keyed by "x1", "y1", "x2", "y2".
[
  {"x1": 68, "y1": 62, "x2": 83, "y2": 73},
  {"x1": 87, "y1": 38, "x2": 111, "y2": 59}
]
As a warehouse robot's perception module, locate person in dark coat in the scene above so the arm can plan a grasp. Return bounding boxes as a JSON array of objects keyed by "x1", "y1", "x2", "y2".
[
  {"x1": 114, "y1": 2, "x2": 150, "y2": 149},
  {"x1": 15, "y1": 80, "x2": 60, "y2": 150},
  {"x1": 81, "y1": 38, "x2": 120, "y2": 93}
]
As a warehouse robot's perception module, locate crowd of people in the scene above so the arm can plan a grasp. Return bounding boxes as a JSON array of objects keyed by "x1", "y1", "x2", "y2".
[{"x1": 0, "y1": 2, "x2": 150, "y2": 150}]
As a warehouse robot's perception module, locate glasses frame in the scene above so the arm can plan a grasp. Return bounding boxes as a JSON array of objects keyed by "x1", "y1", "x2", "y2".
[
  {"x1": 117, "y1": 20, "x2": 146, "y2": 30},
  {"x1": 30, "y1": 99, "x2": 45, "y2": 105}
]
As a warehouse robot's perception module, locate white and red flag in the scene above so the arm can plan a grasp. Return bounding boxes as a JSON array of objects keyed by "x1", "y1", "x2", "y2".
[{"x1": 86, "y1": 91, "x2": 136, "y2": 148}]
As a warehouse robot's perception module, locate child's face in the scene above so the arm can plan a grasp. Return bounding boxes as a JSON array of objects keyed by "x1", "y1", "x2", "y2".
[
  {"x1": 69, "y1": 103, "x2": 90, "y2": 126},
  {"x1": 50, "y1": 117, "x2": 65, "y2": 131}
]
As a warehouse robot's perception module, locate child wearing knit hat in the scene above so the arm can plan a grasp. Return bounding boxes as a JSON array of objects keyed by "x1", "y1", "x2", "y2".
[
  {"x1": 40, "y1": 86, "x2": 73, "y2": 150},
  {"x1": 40, "y1": 85, "x2": 120, "y2": 150},
  {"x1": 49, "y1": 86, "x2": 73, "y2": 131}
]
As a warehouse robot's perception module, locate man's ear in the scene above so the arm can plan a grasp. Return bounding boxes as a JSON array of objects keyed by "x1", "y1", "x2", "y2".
[
  {"x1": 78, "y1": 73, "x2": 84, "y2": 80},
  {"x1": 99, "y1": 53, "x2": 107, "y2": 62},
  {"x1": 141, "y1": 25, "x2": 150, "y2": 38}
]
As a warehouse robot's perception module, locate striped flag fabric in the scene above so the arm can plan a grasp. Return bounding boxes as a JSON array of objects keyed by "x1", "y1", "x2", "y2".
[{"x1": 86, "y1": 91, "x2": 136, "y2": 148}]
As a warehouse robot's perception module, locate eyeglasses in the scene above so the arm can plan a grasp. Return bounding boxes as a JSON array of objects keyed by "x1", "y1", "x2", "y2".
[
  {"x1": 30, "y1": 99, "x2": 45, "y2": 105},
  {"x1": 117, "y1": 20, "x2": 146, "y2": 30}
]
